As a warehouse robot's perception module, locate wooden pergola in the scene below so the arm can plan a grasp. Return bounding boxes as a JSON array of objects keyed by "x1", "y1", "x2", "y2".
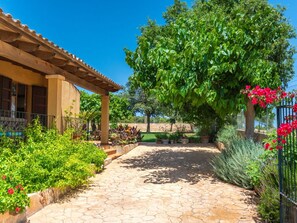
[{"x1": 0, "y1": 9, "x2": 122, "y2": 144}]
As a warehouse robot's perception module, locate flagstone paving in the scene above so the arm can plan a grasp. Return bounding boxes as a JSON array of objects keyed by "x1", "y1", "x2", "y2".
[{"x1": 28, "y1": 144, "x2": 260, "y2": 223}]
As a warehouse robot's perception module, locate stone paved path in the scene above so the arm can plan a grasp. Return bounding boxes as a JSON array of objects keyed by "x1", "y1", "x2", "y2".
[{"x1": 28, "y1": 144, "x2": 260, "y2": 223}]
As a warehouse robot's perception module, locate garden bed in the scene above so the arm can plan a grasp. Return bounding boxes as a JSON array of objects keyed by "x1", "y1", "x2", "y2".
[{"x1": 0, "y1": 187, "x2": 70, "y2": 223}]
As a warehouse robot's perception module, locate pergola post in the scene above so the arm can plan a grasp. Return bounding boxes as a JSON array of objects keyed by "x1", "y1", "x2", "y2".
[
  {"x1": 46, "y1": 75, "x2": 65, "y2": 132},
  {"x1": 101, "y1": 94, "x2": 110, "y2": 145}
]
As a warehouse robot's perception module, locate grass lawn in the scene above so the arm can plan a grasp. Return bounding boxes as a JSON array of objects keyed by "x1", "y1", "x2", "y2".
[{"x1": 141, "y1": 132, "x2": 159, "y2": 142}]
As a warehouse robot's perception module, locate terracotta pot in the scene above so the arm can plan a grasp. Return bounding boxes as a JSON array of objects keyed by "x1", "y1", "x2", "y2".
[
  {"x1": 201, "y1": 135, "x2": 210, "y2": 143},
  {"x1": 181, "y1": 138, "x2": 189, "y2": 144},
  {"x1": 162, "y1": 139, "x2": 169, "y2": 144}
]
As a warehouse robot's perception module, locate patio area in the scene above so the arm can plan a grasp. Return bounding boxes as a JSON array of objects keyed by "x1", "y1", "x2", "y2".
[{"x1": 28, "y1": 144, "x2": 260, "y2": 223}]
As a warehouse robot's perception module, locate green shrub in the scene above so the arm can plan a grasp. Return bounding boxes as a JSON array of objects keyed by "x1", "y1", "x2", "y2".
[
  {"x1": 0, "y1": 120, "x2": 107, "y2": 214},
  {"x1": 257, "y1": 159, "x2": 280, "y2": 222},
  {"x1": 0, "y1": 173, "x2": 30, "y2": 214},
  {"x1": 212, "y1": 139, "x2": 263, "y2": 189},
  {"x1": 216, "y1": 125, "x2": 240, "y2": 147}
]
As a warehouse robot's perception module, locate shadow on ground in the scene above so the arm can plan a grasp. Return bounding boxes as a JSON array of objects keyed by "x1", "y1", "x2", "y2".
[{"x1": 120, "y1": 146, "x2": 219, "y2": 185}]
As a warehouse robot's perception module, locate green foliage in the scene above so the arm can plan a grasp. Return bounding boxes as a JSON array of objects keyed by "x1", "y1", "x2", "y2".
[
  {"x1": 212, "y1": 139, "x2": 263, "y2": 189},
  {"x1": 257, "y1": 159, "x2": 280, "y2": 222},
  {"x1": 0, "y1": 120, "x2": 107, "y2": 214},
  {"x1": 109, "y1": 125, "x2": 142, "y2": 145},
  {"x1": 216, "y1": 125, "x2": 240, "y2": 147},
  {"x1": 125, "y1": 0, "x2": 295, "y2": 124},
  {"x1": 80, "y1": 90, "x2": 133, "y2": 124},
  {"x1": 246, "y1": 130, "x2": 278, "y2": 188},
  {"x1": 0, "y1": 174, "x2": 30, "y2": 214},
  {"x1": 155, "y1": 133, "x2": 169, "y2": 139}
]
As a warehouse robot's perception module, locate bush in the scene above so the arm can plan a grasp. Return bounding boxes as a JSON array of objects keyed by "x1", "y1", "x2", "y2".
[
  {"x1": 0, "y1": 119, "x2": 107, "y2": 214},
  {"x1": 109, "y1": 124, "x2": 142, "y2": 145},
  {"x1": 216, "y1": 125, "x2": 240, "y2": 148},
  {"x1": 212, "y1": 139, "x2": 263, "y2": 189},
  {"x1": 257, "y1": 159, "x2": 280, "y2": 222}
]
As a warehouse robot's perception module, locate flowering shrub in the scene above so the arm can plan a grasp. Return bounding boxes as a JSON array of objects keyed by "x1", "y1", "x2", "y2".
[
  {"x1": 242, "y1": 85, "x2": 297, "y2": 151},
  {"x1": 241, "y1": 85, "x2": 288, "y2": 108},
  {"x1": 0, "y1": 174, "x2": 29, "y2": 214}
]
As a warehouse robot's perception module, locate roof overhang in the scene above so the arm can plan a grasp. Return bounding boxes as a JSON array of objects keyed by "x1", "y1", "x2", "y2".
[{"x1": 0, "y1": 9, "x2": 122, "y2": 95}]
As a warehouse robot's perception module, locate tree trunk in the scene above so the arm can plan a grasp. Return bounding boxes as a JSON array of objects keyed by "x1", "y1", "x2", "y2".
[
  {"x1": 244, "y1": 99, "x2": 255, "y2": 139},
  {"x1": 146, "y1": 113, "x2": 151, "y2": 133}
]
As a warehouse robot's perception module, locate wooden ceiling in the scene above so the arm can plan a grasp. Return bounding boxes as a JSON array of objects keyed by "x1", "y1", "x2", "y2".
[{"x1": 0, "y1": 9, "x2": 122, "y2": 94}]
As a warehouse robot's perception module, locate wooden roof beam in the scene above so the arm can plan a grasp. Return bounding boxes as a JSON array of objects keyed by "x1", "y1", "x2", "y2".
[
  {"x1": 0, "y1": 40, "x2": 108, "y2": 95},
  {"x1": 48, "y1": 57, "x2": 68, "y2": 67},
  {"x1": 32, "y1": 50, "x2": 55, "y2": 60},
  {"x1": 63, "y1": 64, "x2": 79, "y2": 73},
  {"x1": 0, "y1": 29, "x2": 21, "y2": 42},
  {"x1": 11, "y1": 40, "x2": 40, "y2": 52}
]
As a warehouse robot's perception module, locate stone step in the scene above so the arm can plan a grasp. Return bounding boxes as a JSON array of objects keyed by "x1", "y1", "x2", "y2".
[
  {"x1": 104, "y1": 148, "x2": 117, "y2": 156},
  {"x1": 109, "y1": 153, "x2": 121, "y2": 160}
]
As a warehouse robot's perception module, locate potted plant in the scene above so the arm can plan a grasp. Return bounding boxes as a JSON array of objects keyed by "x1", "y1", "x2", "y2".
[
  {"x1": 160, "y1": 133, "x2": 169, "y2": 144},
  {"x1": 155, "y1": 133, "x2": 163, "y2": 144},
  {"x1": 169, "y1": 133, "x2": 178, "y2": 144},
  {"x1": 180, "y1": 134, "x2": 189, "y2": 144},
  {"x1": 200, "y1": 124, "x2": 211, "y2": 143}
]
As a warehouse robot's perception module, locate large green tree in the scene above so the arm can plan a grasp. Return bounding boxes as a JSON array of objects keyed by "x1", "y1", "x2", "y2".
[
  {"x1": 125, "y1": 0, "x2": 296, "y2": 138},
  {"x1": 80, "y1": 90, "x2": 133, "y2": 124},
  {"x1": 127, "y1": 84, "x2": 162, "y2": 132}
]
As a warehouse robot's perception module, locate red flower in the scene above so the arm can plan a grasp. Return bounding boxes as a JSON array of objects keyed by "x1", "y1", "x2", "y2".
[
  {"x1": 2, "y1": 175, "x2": 6, "y2": 180},
  {"x1": 259, "y1": 101, "x2": 266, "y2": 108},
  {"x1": 276, "y1": 145, "x2": 283, "y2": 150},
  {"x1": 281, "y1": 92, "x2": 287, "y2": 98},
  {"x1": 277, "y1": 123, "x2": 293, "y2": 137},
  {"x1": 272, "y1": 139, "x2": 277, "y2": 143},
  {"x1": 281, "y1": 139, "x2": 287, "y2": 144},
  {"x1": 264, "y1": 143, "x2": 271, "y2": 150},
  {"x1": 246, "y1": 85, "x2": 251, "y2": 90},
  {"x1": 251, "y1": 97, "x2": 258, "y2": 105},
  {"x1": 7, "y1": 188, "x2": 14, "y2": 195},
  {"x1": 15, "y1": 184, "x2": 24, "y2": 191},
  {"x1": 293, "y1": 104, "x2": 297, "y2": 113},
  {"x1": 15, "y1": 207, "x2": 21, "y2": 213}
]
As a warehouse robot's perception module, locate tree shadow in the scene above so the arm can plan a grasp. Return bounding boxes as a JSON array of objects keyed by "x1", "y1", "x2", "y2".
[{"x1": 120, "y1": 146, "x2": 219, "y2": 185}]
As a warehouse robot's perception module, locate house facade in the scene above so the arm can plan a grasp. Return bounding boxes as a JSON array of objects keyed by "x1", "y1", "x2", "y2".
[{"x1": 0, "y1": 9, "x2": 121, "y2": 144}]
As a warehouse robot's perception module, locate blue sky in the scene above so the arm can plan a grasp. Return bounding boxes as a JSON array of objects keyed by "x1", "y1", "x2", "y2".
[{"x1": 0, "y1": 0, "x2": 296, "y2": 89}]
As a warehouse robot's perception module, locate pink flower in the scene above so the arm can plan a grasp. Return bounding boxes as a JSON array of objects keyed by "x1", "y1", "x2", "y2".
[
  {"x1": 7, "y1": 188, "x2": 14, "y2": 195},
  {"x1": 246, "y1": 85, "x2": 251, "y2": 90}
]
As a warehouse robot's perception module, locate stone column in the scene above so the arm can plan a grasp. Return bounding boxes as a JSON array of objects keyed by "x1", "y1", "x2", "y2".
[
  {"x1": 101, "y1": 94, "x2": 110, "y2": 145},
  {"x1": 45, "y1": 75, "x2": 65, "y2": 132}
]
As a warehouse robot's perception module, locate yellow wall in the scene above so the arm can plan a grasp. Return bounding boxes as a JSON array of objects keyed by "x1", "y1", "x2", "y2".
[
  {"x1": 61, "y1": 81, "x2": 80, "y2": 116},
  {"x1": 0, "y1": 60, "x2": 47, "y2": 87},
  {"x1": 0, "y1": 60, "x2": 80, "y2": 118}
]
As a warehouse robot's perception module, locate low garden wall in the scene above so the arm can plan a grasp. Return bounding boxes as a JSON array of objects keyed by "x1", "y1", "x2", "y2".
[
  {"x1": 216, "y1": 130, "x2": 267, "y2": 151},
  {"x1": 0, "y1": 187, "x2": 70, "y2": 223},
  {"x1": 237, "y1": 130, "x2": 267, "y2": 142}
]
